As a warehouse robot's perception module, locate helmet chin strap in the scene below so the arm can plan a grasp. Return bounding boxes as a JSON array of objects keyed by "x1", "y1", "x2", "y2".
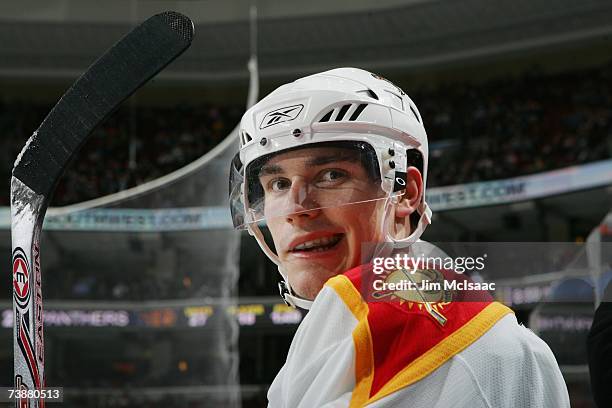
[{"x1": 280, "y1": 280, "x2": 317, "y2": 310}]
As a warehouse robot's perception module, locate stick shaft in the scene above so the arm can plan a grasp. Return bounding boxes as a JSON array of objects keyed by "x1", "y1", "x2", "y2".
[{"x1": 11, "y1": 178, "x2": 46, "y2": 407}]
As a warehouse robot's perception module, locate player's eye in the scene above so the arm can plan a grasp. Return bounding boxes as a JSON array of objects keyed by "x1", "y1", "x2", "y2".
[
  {"x1": 316, "y1": 169, "x2": 348, "y2": 186},
  {"x1": 268, "y1": 178, "x2": 291, "y2": 192}
]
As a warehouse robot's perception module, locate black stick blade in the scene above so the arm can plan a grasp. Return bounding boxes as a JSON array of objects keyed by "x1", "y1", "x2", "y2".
[{"x1": 12, "y1": 11, "x2": 194, "y2": 199}]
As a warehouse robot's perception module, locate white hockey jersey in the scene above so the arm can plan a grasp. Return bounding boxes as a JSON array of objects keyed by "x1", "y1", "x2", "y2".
[{"x1": 268, "y1": 264, "x2": 570, "y2": 407}]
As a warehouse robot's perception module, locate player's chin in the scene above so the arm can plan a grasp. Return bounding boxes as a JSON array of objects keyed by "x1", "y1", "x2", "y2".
[{"x1": 287, "y1": 264, "x2": 343, "y2": 300}]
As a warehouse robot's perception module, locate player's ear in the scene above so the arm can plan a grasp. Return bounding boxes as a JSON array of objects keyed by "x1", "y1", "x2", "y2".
[
  {"x1": 394, "y1": 166, "x2": 423, "y2": 219},
  {"x1": 392, "y1": 167, "x2": 423, "y2": 238}
]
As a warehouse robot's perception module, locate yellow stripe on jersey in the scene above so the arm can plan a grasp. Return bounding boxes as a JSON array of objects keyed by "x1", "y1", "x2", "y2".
[
  {"x1": 326, "y1": 274, "x2": 374, "y2": 408},
  {"x1": 367, "y1": 302, "x2": 513, "y2": 405}
]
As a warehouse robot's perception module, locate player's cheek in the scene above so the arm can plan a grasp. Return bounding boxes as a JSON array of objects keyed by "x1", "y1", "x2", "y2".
[{"x1": 340, "y1": 227, "x2": 357, "y2": 269}]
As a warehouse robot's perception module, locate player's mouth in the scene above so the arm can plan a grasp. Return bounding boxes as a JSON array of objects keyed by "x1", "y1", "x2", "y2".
[{"x1": 288, "y1": 233, "x2": 344, "y2": 254}]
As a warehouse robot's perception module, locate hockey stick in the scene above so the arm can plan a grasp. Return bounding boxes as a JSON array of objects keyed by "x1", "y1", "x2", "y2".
[{"x1": 10, "y1": 11, "x2": 194, "y2": 407}]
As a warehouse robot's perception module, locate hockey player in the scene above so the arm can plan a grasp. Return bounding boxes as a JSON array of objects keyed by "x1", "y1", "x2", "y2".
[{"x1": 229, "y1": 68, "x2": 570, "y2": 407}]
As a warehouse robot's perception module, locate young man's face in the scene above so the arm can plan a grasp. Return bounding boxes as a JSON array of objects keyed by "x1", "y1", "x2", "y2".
[{"x1": 258, "y1": 146, "x2": 387, "y2": 300}]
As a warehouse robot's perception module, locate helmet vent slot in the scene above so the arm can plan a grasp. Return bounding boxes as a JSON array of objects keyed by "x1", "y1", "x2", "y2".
[
  {"x1": 409, "y1": 104, "x2": 421, "y2": 123},
  {"x1": 349, "y1": 103, "x2": 368, "y2": 121},
  {"x1": 336, "y1": 104, "x2": 351, "y2": 121},
  {"x1": 358, "y1": 89, "x2": 379, "y2": 100},
  {"x1": 241, "y1": 131, "x2": 253, "y2": 145},
  {"x1": 318, "y1": 103, "x2": 369, "y2": 123},
  {"x1": 366, "y1": 89, "x2": 379, "y2": 100},
  {"x1": 319, "y1": 110, "x2": 334, "y2": 122}
]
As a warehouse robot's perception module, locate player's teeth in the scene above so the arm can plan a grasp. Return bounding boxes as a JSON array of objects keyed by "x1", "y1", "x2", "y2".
[{"x1": 294, "y1": 235, "x2": 340, "y2": 250}]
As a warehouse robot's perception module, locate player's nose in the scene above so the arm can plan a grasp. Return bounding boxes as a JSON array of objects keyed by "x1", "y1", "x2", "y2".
[
  {"x1": 285, "y1": 207, "x2": 321, "y2": 225},
  {"x1": 285, "y1": 178, "x2": 321, "y2": 224}
]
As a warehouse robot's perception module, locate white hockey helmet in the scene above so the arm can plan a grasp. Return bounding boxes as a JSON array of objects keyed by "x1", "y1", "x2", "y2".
[{"x1": 229, "y1": 67, "x2": 432, "y2": 309}]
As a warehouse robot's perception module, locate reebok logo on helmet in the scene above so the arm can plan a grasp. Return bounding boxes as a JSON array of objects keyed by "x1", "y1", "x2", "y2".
[{"x1": 260, "y1": 104, "x2": 304, "y2": 129}]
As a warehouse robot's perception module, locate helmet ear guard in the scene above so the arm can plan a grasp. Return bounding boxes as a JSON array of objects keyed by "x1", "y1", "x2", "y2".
[{"x1": 231, "y1": 68, "x2": 432, "y2": 309}]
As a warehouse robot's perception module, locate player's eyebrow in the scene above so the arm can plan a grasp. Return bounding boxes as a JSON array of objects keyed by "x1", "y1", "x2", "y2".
[
  {"x1": 258, "y1": 153, "x2": 360, "y2": 177},
  {"x1": 258, "y1": 164, "x2": 283, "y2": 176},
  {"x1": 306, "y1": 154, "x2": 360, "y2": 167}
]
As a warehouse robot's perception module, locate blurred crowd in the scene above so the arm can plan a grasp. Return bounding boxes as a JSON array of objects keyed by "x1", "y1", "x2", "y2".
[
  {"x1": 421, "y1": 63, "x2": 612, "y2": 185},
  {"x1": 43, "y1": 269, "x2": 211, "y2": 301},
  {"x1": 0, "y1": 102, "x2": 242, "y2": 206},
  {"x1": 1, "y1": 63, "x2": 611, "y2": 207}
]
